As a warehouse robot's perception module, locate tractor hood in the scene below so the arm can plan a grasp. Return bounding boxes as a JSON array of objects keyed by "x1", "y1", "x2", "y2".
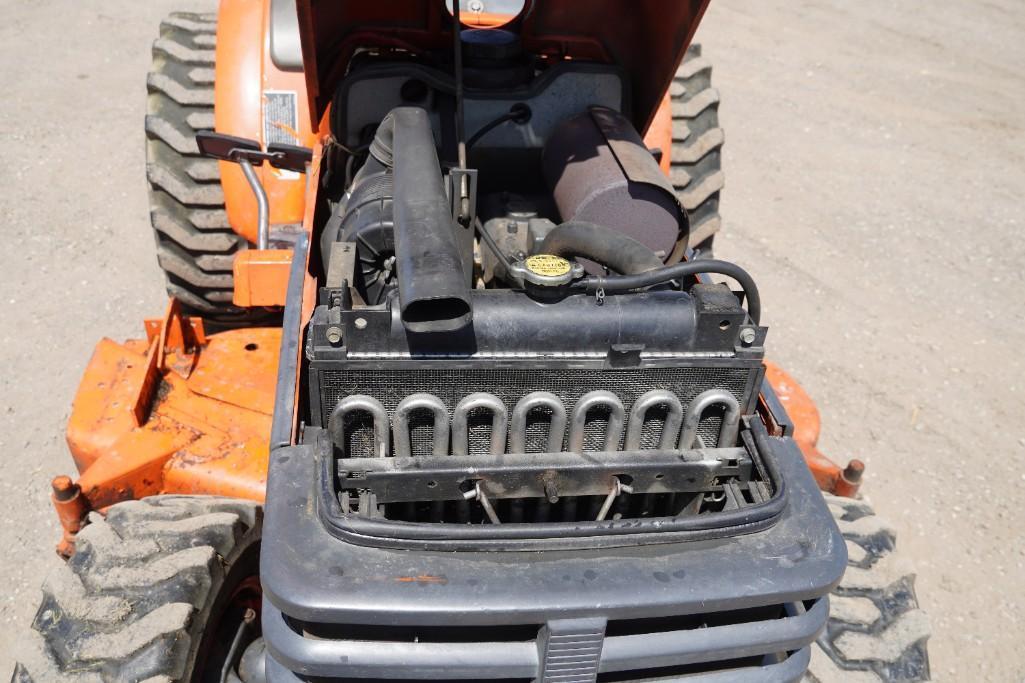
[{"x1": 295, "y1": 0, "x2": 710, "y2": 134}]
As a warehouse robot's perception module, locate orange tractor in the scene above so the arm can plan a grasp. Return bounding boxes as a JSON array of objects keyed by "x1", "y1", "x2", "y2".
[{"x1": 18, "y1": 1, "x2": 929, "y2": 681}]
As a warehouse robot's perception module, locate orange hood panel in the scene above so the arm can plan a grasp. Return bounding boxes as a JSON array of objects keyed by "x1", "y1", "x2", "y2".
[{"x1": 296, "y1": 0, "x2": 710, "y2": 134}]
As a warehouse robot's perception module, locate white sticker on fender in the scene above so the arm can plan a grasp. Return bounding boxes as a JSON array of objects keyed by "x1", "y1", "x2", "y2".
[{"x1": 263, "y1": 90, "x2": 301, "y2": 180}]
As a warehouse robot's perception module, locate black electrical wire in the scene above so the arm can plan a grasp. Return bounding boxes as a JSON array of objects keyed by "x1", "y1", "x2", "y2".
[
  {"x1": 466, "y1": 104, "x2": 532, "y2": 150},
  {"x1": 576, "y1": 259, "x2": 762, "y2": 325}
]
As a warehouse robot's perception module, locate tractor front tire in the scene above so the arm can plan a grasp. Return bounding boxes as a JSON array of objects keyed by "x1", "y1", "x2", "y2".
[
  {"x1": 146, "y1": 12, "x2": 247, "y2": 318},
  {"x1": 18, "y1": 496, "x2": 261, "y2": 682},
  {"x1": 671, "y1": 44, "x2": 725, "y2": 257},
  {"x1": 806, "y1": 494, "x2": 932, "y2": 682}
]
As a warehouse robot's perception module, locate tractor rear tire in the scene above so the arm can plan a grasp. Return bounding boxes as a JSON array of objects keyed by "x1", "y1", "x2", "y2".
[
  {"x1": 806, "y1": 494, "x2": 932, "y2": 682},
  {"x1": 146, "y1": 12, "x2": 247, "y2": 318},
  {"x1": 17, "y1": 496, "x2": 261, "y2": 682},
  {"x1": 671, "y1": 44, "x2": 725, "y2": 257}
]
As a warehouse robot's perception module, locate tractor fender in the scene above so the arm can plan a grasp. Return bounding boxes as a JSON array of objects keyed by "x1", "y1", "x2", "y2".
[
  {"x1": 644, "y1": 90, "x2": 674, "y2": 176},
  {"x1": 214, "y1": 0, "x2": 314, "y2": 245}
]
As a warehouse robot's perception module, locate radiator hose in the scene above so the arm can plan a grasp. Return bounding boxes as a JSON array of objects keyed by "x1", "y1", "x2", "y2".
[
  {"x1": 577, "y1": 259, "x2": 762, "y2": 325},
  {"x1": 539, "y1": 220, "x2": 663, "y2": 275},
  {"x1": 537, "y1": 220, "x2": 759, "y2": 324}
]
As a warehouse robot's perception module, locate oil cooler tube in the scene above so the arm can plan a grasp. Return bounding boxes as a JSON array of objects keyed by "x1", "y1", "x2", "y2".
[{"x1": 371, "y1": 107, "x2": 472, "y2": 333}]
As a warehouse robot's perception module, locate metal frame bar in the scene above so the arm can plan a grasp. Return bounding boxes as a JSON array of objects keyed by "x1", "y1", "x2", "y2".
[{"x1": 337, "y1": 448, "x2": 749, "y2": 504}]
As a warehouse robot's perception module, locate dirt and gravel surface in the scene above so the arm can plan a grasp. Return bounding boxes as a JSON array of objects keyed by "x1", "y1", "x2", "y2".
[{"x1": 1, "y1": 0, "x2": 1023, "y2": 680}]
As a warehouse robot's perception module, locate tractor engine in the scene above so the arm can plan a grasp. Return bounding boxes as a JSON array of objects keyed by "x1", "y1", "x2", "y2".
[{"x1": 260, "y1": 27, "x2": 844, "y2": 682}]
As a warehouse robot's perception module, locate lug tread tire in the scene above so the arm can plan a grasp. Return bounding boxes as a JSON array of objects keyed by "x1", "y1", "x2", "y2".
[
  {"x1": 18, "y1": 496, "x2": 261, "y2": 682},
  {"x1": 671, "y1": 44, "x2": 725, "y2": 256},
  {"x1": 805, "y1": 494, "x2": 931, "y2": 682},
  {"x1": 146, "y1": 12, "x2": 246, "y2": 317}
]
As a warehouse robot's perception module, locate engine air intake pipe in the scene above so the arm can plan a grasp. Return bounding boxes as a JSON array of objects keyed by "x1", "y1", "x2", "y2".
[{"x1": 369, "y1": 107, "x2": 472, "y2": 333}]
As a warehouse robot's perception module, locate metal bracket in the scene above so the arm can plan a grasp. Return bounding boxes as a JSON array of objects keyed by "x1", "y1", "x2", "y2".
[
  {"x1": 449, "y1": 167, "x2": 478, "y2": 226},
  {"x1": 325, "y1": 242, "x2": 365, "y2": 306},
  {"x1": 595, "y1": 476, "x2": 634, "y2": 521},
  {"x1": 463, "y1": 481, "x2": 501, "y2": 524},
  {"x1": 195, "y1": 131, "x2": 312, "y2": 249},
  {"x1": 337, "y1": 449, "x2": 749, "y2": 504}
]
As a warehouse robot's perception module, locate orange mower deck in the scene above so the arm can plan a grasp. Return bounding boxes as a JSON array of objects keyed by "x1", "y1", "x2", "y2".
[{"x1": 53, "y1": 300, "x2": 279, "y2": 556}]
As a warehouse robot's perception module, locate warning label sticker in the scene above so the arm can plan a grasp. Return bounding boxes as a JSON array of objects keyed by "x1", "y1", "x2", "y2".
[
  {"x1": 263, "y1": 90, "x2": 300, "y2": 179},
  {"x1": 263, "y1": 90, "x2": 299, "y2": 145}
]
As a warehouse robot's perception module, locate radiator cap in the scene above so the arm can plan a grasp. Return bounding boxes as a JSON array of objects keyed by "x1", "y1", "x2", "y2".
[{"x1": 509, "y1": 254, "x2": 583, "y2": 289}]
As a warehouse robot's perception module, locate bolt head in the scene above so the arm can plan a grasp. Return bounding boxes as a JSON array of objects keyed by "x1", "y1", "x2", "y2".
[
  {"x1": 354, "y1": 317, "x2": 368, "y2": 330},
  {"x1": 326, "y1": 326, "x2": 343, "y2": 344},
  {"x1": 739, "y1": 328, "x2": 757, "y2": 345}
]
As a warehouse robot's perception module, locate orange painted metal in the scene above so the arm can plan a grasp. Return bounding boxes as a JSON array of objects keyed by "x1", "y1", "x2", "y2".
[
  {"x1": 296, "y1": 0, "x2": 710, "y2": 135},
  {"x1": 763, "y1": 361, "x2": 864, "y2": 497},
  {"x1": 57, "y1": 299, "x2": 279, "y2": 556},
  {"x1": 462, "y1": 11, "x2": 519, "y2": 28},
  {"x1": 233, "y1": 249, "x2": 294, "y2": 307},
  {"x1": 644, "y1": 90, "x2": 674, "y2": 175},
  {"x1": 215, "y1": 0, "x2": 314, "y2": 246},
  {"x1": 51, "y1": 476, "x2": 88, "y2": 558}
]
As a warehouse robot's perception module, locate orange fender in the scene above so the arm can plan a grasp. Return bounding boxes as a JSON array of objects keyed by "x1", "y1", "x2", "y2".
[
  {"x1": 644, "y1": 90, "x2": 673, "y2": 176},
  {"x1": 214, "y1": 0, "x2": 315, "y2": 245}
]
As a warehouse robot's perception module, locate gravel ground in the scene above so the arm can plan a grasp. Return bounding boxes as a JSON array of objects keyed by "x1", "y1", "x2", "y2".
[{"x1": 1, "y1": 0, "x2": 1023, "y2": 680}]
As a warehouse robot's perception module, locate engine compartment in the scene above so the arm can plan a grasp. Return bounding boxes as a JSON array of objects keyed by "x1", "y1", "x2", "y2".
[
  {"x1": 302, "y1": 30, "x2": 770, "y2": 542},
  {"x1": 318, "y1": 34, "x2": 687, "y2": 293}
]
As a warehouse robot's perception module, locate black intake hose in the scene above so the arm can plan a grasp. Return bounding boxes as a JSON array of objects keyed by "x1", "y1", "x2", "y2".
[
  {"x1": 370, "y1": 107, "x2": 472, "y2": 333},
  {"x1": 577, "y1": 259, "x2": 762, "y2": 325},
  {"x1": 539, "y1": 221, "x2": 663, "y2": 275}
]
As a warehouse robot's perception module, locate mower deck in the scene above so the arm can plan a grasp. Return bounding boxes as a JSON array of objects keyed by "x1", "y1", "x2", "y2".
[{"x1": 54, "y1": 300, "x2": 278, "y2": 555}]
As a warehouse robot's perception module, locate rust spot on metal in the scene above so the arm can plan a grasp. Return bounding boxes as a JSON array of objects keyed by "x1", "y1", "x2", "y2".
[{"x1": 394, "y1": 574, "x2": 449, "y2": 585}]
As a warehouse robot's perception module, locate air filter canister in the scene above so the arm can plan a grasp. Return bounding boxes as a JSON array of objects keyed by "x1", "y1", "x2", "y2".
[{"x1": 542, "y1": 106, "x2": 688, "y2": 265}]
